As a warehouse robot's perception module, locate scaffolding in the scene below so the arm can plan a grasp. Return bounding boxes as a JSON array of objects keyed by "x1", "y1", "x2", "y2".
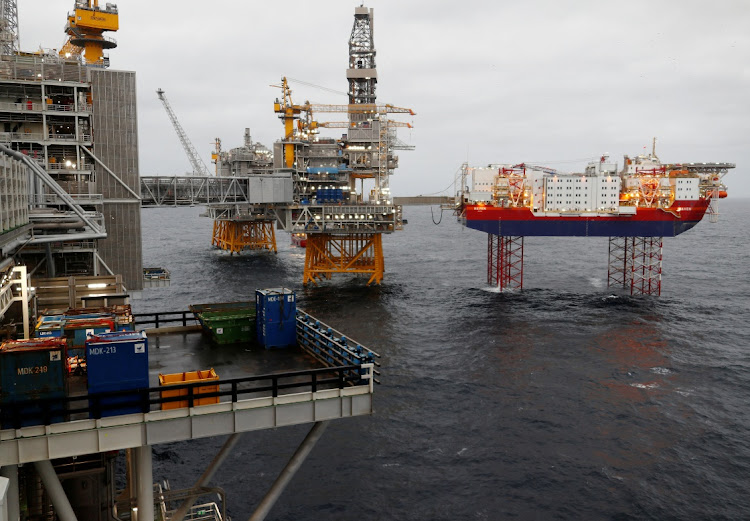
[
  {"x1": 0, "y1": 0, "x2": 19, "y2": 56},
  {"x1": 304, "y1": 233, "x2": 384, "y2": 285},
  {"x1": 487, "y1": 235, "x2": 524, "y2": 291},
  {"x1": 211, "y1": 220, "x2": 277, "y2": 254},
  {"x1": 607, "y1": 236, "x2": 663, "y2": 296}
]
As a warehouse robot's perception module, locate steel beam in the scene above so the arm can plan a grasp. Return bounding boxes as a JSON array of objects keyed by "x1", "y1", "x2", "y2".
[
  {"x1": 170, "y1": 433, "x2": 243, "y2": 521},
  {"x1": 135, "y1": 446, "x2": 154, "y2": 521},
  {"x1": 32, "y1": 460, "x2": 78, "y2": 521},
  {"x1": 248, "y1": 421, "x2": 330, "y2": 521}
]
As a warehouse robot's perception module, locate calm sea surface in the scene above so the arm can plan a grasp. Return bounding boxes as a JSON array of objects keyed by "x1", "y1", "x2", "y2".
[{"x1": 137, "y1": 199, "x2": 750, "y2": 520}]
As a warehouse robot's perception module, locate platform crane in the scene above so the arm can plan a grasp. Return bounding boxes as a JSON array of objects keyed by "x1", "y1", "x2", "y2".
[
  {"x1": 156, "y1": 89, "x2": 212, "y2": 177},
  {"x1": 59, "y1": 1, "x2": 118, "y2": 66},
  {"x1": 273, "y1": 76, "x2": 414, "y2": 170}
]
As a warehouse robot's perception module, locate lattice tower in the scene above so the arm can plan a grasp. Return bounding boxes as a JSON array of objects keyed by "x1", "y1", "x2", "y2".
[
  {"x1": 347, "y1": 6, "x2": 377, "y2": 123},
  {"x1": 0, "y1": 0, "x2": 19, "y2": 56},
  {"x1": 156, "y1": 89, "x2": 212, "y2": 177}
]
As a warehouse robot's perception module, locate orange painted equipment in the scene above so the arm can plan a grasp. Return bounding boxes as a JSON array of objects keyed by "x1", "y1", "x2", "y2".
[{"x1": 159, "y1": 368, "x2": 220, "y2": 410}]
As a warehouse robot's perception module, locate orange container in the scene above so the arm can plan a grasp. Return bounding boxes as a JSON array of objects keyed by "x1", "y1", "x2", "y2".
[{"x1": 158, "y1": 368, "x2": 219, "y2": 410}]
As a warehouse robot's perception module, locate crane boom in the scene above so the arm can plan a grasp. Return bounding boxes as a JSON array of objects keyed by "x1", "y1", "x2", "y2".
[
  {"x1": 156, "y1": 88, "x2": 212, "y2": 177},
  {"x1": 318, "y1": 121, "x2": 412, "y2": 129},
  {"x1": 512, "y1": 163, "x2": 559, "y2": 175},
  {"x1": 307, "y1": 103, "x2": 415, "y2": 115}
]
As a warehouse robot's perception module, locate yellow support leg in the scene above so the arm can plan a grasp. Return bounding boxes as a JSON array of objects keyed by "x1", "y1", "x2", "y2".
[
  {"x1": 303, "y1": 233, "x2": 384, "y2": 286},
  {"x1": 211, "y1": 220, "x2": 277, "y2": 254}
]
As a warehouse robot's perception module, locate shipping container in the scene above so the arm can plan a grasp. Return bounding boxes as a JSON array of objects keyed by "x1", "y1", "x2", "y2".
[
  {"x1": 255, "y1": 288, "x2": 296, "y2": 324},
  {"x1": 198, "y1": 310, "x2": 256, "y2": 345},
  {"x1": 158, "y1": 368, "x2": 220, "y2": 409},
  {"x1": 63, "y1": 317, "x2": 115, "y2": 374},
  {"x1": 36, "y1": 323, "x2": 64, "y2": 338},
  {"x1": 35, "y1": 315, "x2": 64, "y2": 338},
  {"x1": 190, "y1": 302, "x2": 256, "y2": 345},
  {"x1": 0, "y1": 338, "x2": 66, "y2": 428},
  {"x1": 85, "y1": 331, "x2": 149, "y2": 417},
  {"x1": 257, "y1": 320, "x2": 296, "y2": 349},
  {"x1": 256, "y1": 288, "x2": 297, "y2": 349},
  {"x1": 189, "y1": 301, "x2": 255, "y2": 314},
  {"x1": 64, "y1": 317, "x2": 115, "y2": 347},
  {"x1": 64, "y1": 305, "x2": 135, "y2": 332}
]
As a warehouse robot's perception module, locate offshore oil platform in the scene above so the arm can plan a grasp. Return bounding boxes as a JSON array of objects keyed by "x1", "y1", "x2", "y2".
[
  {"x1": 0, "y1": 2, "x2": 382, "y2": 520},
  {"x1": 143, "y1": 6, "x2": 416, "y2": 286},
  {"x1": 455, "y1": 142, "x2": 735, "y2": 295}
]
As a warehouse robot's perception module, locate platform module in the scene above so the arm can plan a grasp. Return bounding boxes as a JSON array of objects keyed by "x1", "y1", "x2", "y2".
[
  {"x1": 203, "y1": 5, "x2": 415, "y2": 286},
  {"x1": 0, "y1": 299, "x2": 379, "y2": 521},
  {"x1": 456, "y1": 143, "x2": 734, "y2": 295}
]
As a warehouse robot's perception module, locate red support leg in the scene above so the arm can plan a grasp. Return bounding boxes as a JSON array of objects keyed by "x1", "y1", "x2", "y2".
[
  {"x1": 608, "y1": 236, "x2": 662, "y2": 296},
  {"x1": 488, "y1": 234, "x2": 524, "y2": 291}
]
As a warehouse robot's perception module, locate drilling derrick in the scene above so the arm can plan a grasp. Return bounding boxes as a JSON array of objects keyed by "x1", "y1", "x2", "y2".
[
  {"x1": 60, "y1": 1, "x2": 118, "y2": 66},
  {"x1": 347, "y1": 7, "x2": 377, "y2": 108},
  {"x1": 0, "y1": 0, "x2": 19, "y2": 55}
]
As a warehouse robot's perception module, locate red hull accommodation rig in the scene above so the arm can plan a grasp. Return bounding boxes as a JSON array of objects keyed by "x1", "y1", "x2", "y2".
[{"x1": 457, "y1": 148, "x2": 734, "y2": 295}]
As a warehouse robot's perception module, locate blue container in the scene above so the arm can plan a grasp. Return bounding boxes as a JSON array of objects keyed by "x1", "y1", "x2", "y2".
[
  {"x1": 256, "y1": 288, "x2": 296, "y2": 323},
  {"x1": 65, "y1": 313, "x2": 107, "y2": 320},
  {"x1": 0, "y1": 339, "x2": 66, "y2": 428},
  {"x1": 36, "y1": 323, "x2": 64, "y2": 338},
  {"x1": 86, "y1": 331, "x2": 149, "y2": 417},
  {"x1": 35, "y1": 315, "x2": 64, "y2": 338},
  {"x1": 335, "y1": 188, "x2": 343, "y2": 202},
  {"x1": 256, "y1": 289, "x2": 297, "y2": 349},
  {"x1": 65, "y1": 318, "x2": 115, "y2": 348},
  {"x1": 257, "y1": 320, "x2": 296, "y2": 349}
]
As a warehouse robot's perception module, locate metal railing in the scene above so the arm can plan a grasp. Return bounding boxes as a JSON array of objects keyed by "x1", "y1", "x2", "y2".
[
  {"x1": 0, "y1": 101, "x2": 92, "y2": 113},
  {"x1": 0, "y1": 55, "x2": 88, "y2": 83},
  {"x1": 47, "y1": 161, "x2": 94, "y2": 171},
  {"x1": 0, "y1": 131, "x2": 92, "y2": 143},
  {"x1": 30, "y1": 193, "x2": 104, "y2": 205},
  {"x1": 0, "y1": 364, "x2": 370, "y2": 429},
  {"x1": 133, "y1": 310, "x2": 200, "y2": 329},
  {"x1": 117, "y1": 484, "x2": 227, "y2": 521}
]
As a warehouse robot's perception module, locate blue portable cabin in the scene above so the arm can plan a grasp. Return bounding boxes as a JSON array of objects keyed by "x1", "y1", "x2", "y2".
[
  {"x1": 0, "y1": 338, "x2": 67, "y2": 428},
  {"x1": 256, "y1": 288, "x2": 297, "y2": 349},
  {"x1": 85, "y1": 331, "x2": 149, "y2": 417}
]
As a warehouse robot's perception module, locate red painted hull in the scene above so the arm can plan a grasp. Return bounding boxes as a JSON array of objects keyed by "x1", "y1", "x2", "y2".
[{"x1": 463, "y1": 199, "x2": 709, "y2": 237}]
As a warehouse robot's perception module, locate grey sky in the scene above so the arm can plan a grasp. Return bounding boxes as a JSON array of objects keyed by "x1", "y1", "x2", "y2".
[{"x1": 21, "y1": 1, "x2": 750, "y2": 197}]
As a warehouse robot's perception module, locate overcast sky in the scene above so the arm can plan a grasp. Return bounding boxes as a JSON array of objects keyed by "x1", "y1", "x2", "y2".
[{"x1": 20, "y1": 1, "x2": 750, "y2": 197}]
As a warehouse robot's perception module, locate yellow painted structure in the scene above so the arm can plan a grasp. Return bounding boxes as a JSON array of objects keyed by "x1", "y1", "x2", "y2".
[
  {"x1": 61, "y1": 1, "x2": 118, "y2": 65},
  {"x1": 272, "y1": 78, "x2": 303, "y2": 168},
  {"x1": 71, "y1": 7, "x2": 119, "y2": 31},
  {"x1": 212, "y1": 220, "x2": 277, "y2": 254},
  {"x1": 304, "y1": 233, "x2": 384, "y2": 286}
]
